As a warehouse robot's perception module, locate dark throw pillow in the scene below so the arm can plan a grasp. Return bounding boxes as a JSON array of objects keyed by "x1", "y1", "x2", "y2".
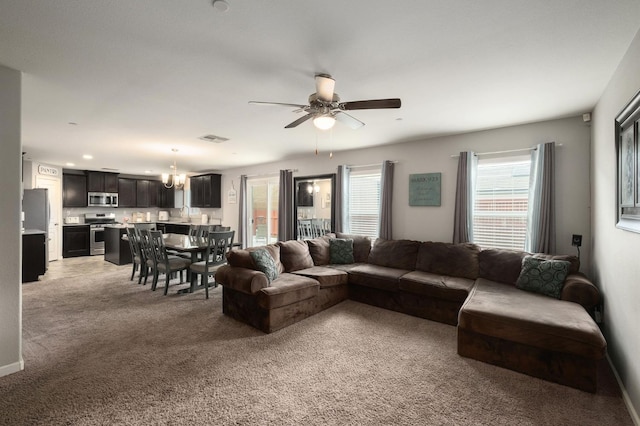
[
  {"x1": 250, "y1": 249, "x2": 279, "y2": 284},
  {"x1": 515, "y1": 256, "x2": 570, "y2": 299},
  {"x1": 329, "y1": 238, "x2": 355, "y2": 264}
]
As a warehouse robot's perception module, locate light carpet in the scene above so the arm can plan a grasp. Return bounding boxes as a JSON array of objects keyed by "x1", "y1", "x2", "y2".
[{"x1": 0, "y1": 267, "x2": 633, "y2": 425}]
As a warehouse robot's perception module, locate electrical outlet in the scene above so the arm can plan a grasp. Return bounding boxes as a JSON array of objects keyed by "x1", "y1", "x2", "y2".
[{"x1": 571, "y1": 234, "x2": 582, "y2": 247}]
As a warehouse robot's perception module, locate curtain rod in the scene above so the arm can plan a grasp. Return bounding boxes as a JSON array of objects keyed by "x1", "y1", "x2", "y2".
[
  {"x1": 238, "y1": 169, "x2": 298, "y2": 178},
  {"x1": 450, "y1": 143, "x2": 562, "y2": 158},
  {"x1": 345, "y1": 160, "x2": 398, "y2": 169}
]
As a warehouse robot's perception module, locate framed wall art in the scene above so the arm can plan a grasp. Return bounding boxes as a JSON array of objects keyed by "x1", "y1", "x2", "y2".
[{"x1": 409, "y1": 173, "x2": 441, "y2": 206}]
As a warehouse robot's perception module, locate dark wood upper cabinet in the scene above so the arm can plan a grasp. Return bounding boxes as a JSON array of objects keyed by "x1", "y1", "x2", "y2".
[
  {"x1": 118, "y1": 178, "x2": 137, "y2": 208},
  {"x1": 136, "y1": 180, "x2": 150, "y2": 208},
  {"x1": 148, "y1": 180, "x2": 161, "y2": 207},
  {"x1": 63, "y1": 174, "x2": 87, "y2": 207},
  {"x1": 87, "y1": 171, "x2": 119, "y2": 193},
  {"x1": 190, "y1": 173, "x2": 221, "y2": 208}
]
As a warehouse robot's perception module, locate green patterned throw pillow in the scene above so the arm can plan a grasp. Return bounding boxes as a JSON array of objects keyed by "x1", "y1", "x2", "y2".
[
  {"x1": 250, "y1": 249, "x2": 279, "y2": 284},
  {"x1": 515, "y1": 256, "x2": 570, "y2": 299},
  {"x1": 329, "y1": 238, "x2": 355, "y2": 264}
]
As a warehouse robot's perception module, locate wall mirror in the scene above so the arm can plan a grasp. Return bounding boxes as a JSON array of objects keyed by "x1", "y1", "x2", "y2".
[{"x1": 294, "y1": 174, "x2": 336, "y2": 240}]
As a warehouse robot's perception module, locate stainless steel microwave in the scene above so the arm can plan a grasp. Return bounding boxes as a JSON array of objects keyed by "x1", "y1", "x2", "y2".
[{"x1": 88, "y1": 192, "x2": 118, "y2": 207}]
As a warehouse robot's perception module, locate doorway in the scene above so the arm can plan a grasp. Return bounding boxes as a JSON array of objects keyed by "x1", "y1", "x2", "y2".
[
  {"x1": 246, "y1": 176, "x2": 279, "y2": 247},
  {"x1": 35, "y1": 175, "x2": 61, "y2": 261}
]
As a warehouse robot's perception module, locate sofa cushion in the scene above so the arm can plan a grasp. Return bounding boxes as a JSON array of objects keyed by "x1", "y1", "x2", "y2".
[
  {"x1": 478, "y1": 248, "x2": 528, "y2": 285},
  {"x1": 336, "y1": 233, "x2": 372, "y2": 263},
  {"x1": 368, "y1": 238, "x2": 421, "y2": 270},
  {"x1": 306, "y1": 235, "x2": 333, "y2": 265},
  {"x1": 348, "y1": 264, "x2": 410, "y2": 291},
  {"x1": 458, "y1": 278, "x2": 606, "y2": 359},
  {"x1": 257, "y1": 273, "x2": 319, "y2": 310},
  {"x1": 415, "y1": 242, "x2": 480, "y2": 280},
  {"x1": 516, "y1": 256, "x2": 570, "y2": 299},
  {"x1": 291, "y1": 266, "x2": 348, "y2": 288},
  {"x1": 329, "y1": 238, "x2": 355, "y2": 264},
  {"x1": 249, "y1": 249, "x2": 279, "y2": 284},
  {"x1": 532, "y1": 253, "x2": 580, "y2": 274},
  {"x1": 399, "y1": 271, "x2": 475, "y2": 303},
  {"x1": 226, "y1": 244, "x2": 284, "y2": 274},
  {"x1": 278, "y1": 239, "x2": 314, "y2": 272}
]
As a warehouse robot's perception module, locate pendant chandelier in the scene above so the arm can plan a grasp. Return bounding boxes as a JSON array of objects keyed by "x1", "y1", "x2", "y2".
[{"x1": 162, "y1": 148, "x2": 186, "y2": 189}]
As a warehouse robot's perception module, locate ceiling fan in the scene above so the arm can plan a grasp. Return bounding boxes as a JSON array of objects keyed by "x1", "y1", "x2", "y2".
[{"x1": 249, "y1": 74, "x2": 401, "y2": 130}]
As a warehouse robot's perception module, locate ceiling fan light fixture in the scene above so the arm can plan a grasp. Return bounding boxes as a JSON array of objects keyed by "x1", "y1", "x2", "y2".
[{"x1": 313, "y1": 115, "x2": 336, "y2": 130}]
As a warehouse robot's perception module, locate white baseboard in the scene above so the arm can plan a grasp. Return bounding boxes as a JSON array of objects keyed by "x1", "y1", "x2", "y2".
[
  {"x1": 0, "y1": 358, "x2": 24, "y2": 378},
  {"x1": 607, "y1": 354, "x2": 640, "y2": 425}
]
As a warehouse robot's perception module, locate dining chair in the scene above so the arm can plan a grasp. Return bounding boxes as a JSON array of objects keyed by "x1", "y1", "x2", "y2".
[
  {"x1": 138, "y1": 229, "x2": 156, "y2": 286},
  {"x1": 126, "y1": 227, "x2": 146, "y2": 284},
  {"x1": 189, "y1": 230, "x2": 235, "y2": 299},
  {"x1": 148, "y1": 230, "x2": 192, "y2": 295}
]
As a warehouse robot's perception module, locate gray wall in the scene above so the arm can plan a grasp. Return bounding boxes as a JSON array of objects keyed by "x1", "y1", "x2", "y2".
[
  {"x1": 0, "y1": 64, "x2": 22, "y2": 377},
  {"x1": 220, "y1": 115, "x2": 591, "y2": 270},
  {"x1": 592, "y1": 28, "x2": 640, "y2": 422}
]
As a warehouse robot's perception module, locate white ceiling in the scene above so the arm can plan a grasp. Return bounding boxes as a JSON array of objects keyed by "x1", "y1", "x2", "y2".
[{"x1": 1, "y1": 0, "x2": 639, "y2": 176}]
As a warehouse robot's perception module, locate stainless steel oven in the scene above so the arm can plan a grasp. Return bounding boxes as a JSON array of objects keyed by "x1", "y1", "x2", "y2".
[
  {"x1": 88, "y1": 192, "x2": 119, "y2": 208},
  {"x1": 90, "y1": 225, "x2": 106, "y2": 255},
  {"x1": 85, "y1": 213, "x2": 116, "y2": 256}
]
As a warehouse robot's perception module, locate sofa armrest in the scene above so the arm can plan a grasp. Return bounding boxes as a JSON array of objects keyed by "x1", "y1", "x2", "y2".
[
  {"x1": 561, "y1": 273, "x2": 600, "y2": 310},
  {"x1": 215, "y1": 265, "x2": 270, "y2": 294}
]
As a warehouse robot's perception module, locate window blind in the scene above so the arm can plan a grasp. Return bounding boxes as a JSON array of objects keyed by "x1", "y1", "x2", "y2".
[
  {"x1": 348, "y1": 167, "x2": 381, "y2": 239},
  {"x1": 473, "y1": 158, "x2": 531, "y2": 250}
]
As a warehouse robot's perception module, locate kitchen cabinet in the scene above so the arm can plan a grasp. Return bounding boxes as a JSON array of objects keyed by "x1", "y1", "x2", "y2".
[
  {"x1": 161, "y1": 186, "x2": 184, "y2": 209},
  {"x1": 118, "y1": 178, "x2": 137, "y2": 207},
  {"x1": 23, "y1": 230, "x2": 46, "y2": 282},
  {"x1": 87, "y1": 171, "x2": 119, "y2": 193},
  {"x1": 104, "y1": 226, "x2": 132, "y2": 265},
  {"x1": 149, "y1": 180, "x2": 161, "y2": 207},
  {"x1": 190, "y1": 173, "x2": 221, "y2": 208},
  {"x1": 136, "y1": 180, "x2": 150, "y2": 207},
  {"x1": 63, "y1": 174, "x2": 87, "y2": 207},
  {"x1": 63, "y1": 225, "x2": 90, "y2": 258},
  {"x1": 163, "y1": 223, "x2": 190, "y2": 235}
]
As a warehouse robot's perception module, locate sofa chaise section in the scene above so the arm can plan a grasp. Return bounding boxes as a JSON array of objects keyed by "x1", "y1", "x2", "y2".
[{"x1": 458, "y1": 278, "x2": 606, "y2": 392}]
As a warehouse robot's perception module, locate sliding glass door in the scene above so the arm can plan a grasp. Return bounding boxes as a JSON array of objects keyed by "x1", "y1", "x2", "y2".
[{"x1": 246, "y1": 176, "x2": 279, "y2": 247}]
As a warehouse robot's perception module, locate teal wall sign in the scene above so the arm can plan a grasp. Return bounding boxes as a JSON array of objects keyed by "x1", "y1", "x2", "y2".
[{"x1": 409, "y1": 173, "x2": 441, "y2": 206}]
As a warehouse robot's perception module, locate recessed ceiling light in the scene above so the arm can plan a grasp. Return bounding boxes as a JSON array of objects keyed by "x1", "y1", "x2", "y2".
[
  {"x1": 83, "y1": 154, "x2": 93, "y2": 160},
  {"x1": 144, "y1": 170, "x2": 152, "y2": 174},
  {"x1": 66, "y1": 162, "x2": 75, "y2": 166}
]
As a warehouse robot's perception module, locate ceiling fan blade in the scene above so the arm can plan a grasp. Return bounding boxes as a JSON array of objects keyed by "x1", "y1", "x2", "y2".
[
  {"x1": 340, "y1": 98, "x2": 402, "y2": 110},
  {"x1": 249, "y1": 101, "x2": 308, "y2": 109},
  {"x1": 285, "y1": 113, "x2": 314, "y2": 129},
  {"x1": 315, "y1": 74, "x2": 335, "y2": 102},
  {"x1": 334, "y1": 111, "x2": 365, "y2": 129}
]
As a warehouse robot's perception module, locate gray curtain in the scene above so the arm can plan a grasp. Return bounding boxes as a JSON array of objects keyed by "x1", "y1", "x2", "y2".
[
  {"x1": 336, "y1": 165, "x2": 350, "y2": 233},
  {"x1": 526, "y1": 142, "x2": 556, "y2": 254},
  {"x1": 238, "y1": 175, "x2": 248, "y2": 248},
  {"x1": 278, "y1": 169, "x2": 294, "y2": 241},
  {"x1": 379, "y1": 160, "x2": 394, "y2": 239},
  {"x1": 452, "y1": 151, "x2": 477, "y2": 243}
]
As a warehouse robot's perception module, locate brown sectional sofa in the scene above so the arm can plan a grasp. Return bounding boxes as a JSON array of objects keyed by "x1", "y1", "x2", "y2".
[{"x1": 215, "y1": 234, "x2": 606, "y2": 393}]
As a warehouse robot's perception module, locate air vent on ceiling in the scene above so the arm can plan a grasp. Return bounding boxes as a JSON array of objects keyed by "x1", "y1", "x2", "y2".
[
  {"x1": 101, "y1": 167, "x2": 119, "y2": 171},
  {"x1": 199, "y1": 134, "x2": 229, "y2": 143}
]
